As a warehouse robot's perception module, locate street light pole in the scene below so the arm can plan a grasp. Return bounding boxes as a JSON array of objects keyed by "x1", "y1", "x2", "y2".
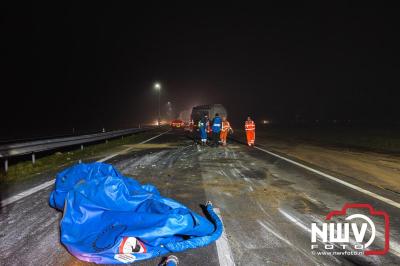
[
  {"x1": 158, "y1": 88, "x2": 160, "y2": 125},
  {"x1": 154, "y1": 83, "x2": 161, "y2": 126}
]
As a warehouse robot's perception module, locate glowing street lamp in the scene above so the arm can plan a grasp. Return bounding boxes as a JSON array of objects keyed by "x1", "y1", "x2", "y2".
[{"x1": 154, "y1": 82, "x2": 161, "y2": 126}]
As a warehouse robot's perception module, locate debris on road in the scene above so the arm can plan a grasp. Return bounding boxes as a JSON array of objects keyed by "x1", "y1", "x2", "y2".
[{"x1": 49, "y1": 162, "x2": 222, "y2": 264}]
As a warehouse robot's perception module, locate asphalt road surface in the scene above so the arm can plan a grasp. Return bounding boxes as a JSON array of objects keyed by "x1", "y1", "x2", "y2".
[{"x1": 1, "y1": 130, "x2": 399, "y2": 265}]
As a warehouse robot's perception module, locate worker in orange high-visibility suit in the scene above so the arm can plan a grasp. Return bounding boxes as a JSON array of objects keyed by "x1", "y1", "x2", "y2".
[
  {"x1": 245, "y1": 116, "x2": 256, "y2": 147},
  {"x1": 220, "y1": 116, "x2": 233, "y2": 146}
]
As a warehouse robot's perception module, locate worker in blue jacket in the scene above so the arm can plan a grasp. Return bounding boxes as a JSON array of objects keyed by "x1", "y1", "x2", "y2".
[
  {"x1": 211, "y1": 113, "x2": 222, "y2": 147},
  {"x1": 198, "y1": 115, "x2": 208, "y2": 145}
]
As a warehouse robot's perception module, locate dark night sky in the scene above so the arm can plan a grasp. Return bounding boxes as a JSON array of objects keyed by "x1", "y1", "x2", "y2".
[{"x1": 1, "y1": 3, "x2": 399, "y2": 139}]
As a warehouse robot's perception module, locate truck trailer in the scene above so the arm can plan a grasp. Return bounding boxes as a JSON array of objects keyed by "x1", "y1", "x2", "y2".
[{"x1": 191, "y1": 104, "x2": 228, "y2": 127}]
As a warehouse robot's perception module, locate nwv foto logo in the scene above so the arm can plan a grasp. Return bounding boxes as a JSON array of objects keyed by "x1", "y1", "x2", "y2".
[{"x1": 311, "y1": 203, "x2": 390, "y2": 256}]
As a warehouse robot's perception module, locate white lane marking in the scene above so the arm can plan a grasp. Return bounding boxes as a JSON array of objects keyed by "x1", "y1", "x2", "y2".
[
  {"x1": 232, "y1": 168, "x2": 254, "y2": 184},
  {"x1": 241, "y1": 165, "x2": 251, "y2": 171},
  {"x1": 259, "y1": 215, "x2": 322, "y2": 265},
  {"x1": 1, "y1": 179, "x2": 55, "y2": 207},
  {"x1": 231, "y1": 168, "x2": 250, "y2": 184},
  {"x1": 254, "y1": 146, "x2": 400, "y2": 209},
  {"x1": 279, "y1": 209, "x2": 312, "y2": 233},
  {"x1": 97, "y1": 130, "x2": 170, "y2": 162},
  {"x1": 256, "y1": 201, "x2": 269, "y2": 216},
  {"x1": 97, "y1": 150, "x2": 131, "y2": 163},
  {"x1": 249, "y1": 186, "x2": 254, "y2": 192},
  {"x1": 223, "y1": 192, "x2": 233, "y2": 197},
  {"x1": 214, "y1": 208, "x2": 236, "y2": 266},
  {"x1": 243, "y1": 177, "x2": 253, "y2": 184},
  {"x1": 230, "y1": 169, "x2": 239, "y2": 178},
  {"x1": 1, "y1": 130, "x2": 170, "y2": 207},
  {"x1": 257, "y1": 220, "x2": 293, "y2": 247},
  {"x1": 238, "y1": 161, "x2": 251, "y2": 171}
]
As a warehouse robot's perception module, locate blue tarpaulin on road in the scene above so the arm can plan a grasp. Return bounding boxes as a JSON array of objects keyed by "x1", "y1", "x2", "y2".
[{"x1": 49, "y1": 162, "x2": 222, "y2": 264}]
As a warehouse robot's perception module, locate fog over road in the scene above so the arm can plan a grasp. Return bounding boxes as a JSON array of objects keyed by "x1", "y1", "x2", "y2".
[{"x1": 1, "y1": 131, "x2": 399, "y2": 265}]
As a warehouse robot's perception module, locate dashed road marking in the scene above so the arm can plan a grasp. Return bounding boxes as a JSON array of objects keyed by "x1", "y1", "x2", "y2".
[
  {"x1": 243, "y1": 177, "x2": 254, "y2": 184},
  {"x1": 257, "y1": 220, "x2": 293, "y2": 246},
  {"x1": 1, "y1": 130, "x2": 170, "y2": 207},
  {"x1": 278, "y1": 209, "x2": 311, "y2": 233},
  {"x1": 258, "y1": 216, "x2": 321, "y2": 265}
]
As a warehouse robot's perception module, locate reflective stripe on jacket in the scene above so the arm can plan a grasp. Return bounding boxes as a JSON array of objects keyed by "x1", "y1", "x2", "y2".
[
  {"x1": 245, "y1": 120, "x2": 255, "y2": 131},
  {"x1": 212, "y1": 117, "x2": 222, "y2": 132}
]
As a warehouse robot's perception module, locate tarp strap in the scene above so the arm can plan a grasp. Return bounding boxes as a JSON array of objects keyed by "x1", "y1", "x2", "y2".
[{"x1": 165, "y1": 202, "x2": 223, "y2": 252}]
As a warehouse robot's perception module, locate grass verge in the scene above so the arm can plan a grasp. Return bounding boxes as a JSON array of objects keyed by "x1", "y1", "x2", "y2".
[{"x1": 0, "y1": 129, "x2": 163, "y2": 185}]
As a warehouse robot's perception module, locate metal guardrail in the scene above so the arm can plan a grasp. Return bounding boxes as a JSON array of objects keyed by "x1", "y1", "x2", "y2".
[{"x1": 0, "y1": 127, "x2": 154, "y2": 172}]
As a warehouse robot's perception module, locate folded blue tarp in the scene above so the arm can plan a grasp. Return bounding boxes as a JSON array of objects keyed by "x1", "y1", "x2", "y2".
[{"x1": 49, "y1": 162, "x2": 222, "y2": 264}]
